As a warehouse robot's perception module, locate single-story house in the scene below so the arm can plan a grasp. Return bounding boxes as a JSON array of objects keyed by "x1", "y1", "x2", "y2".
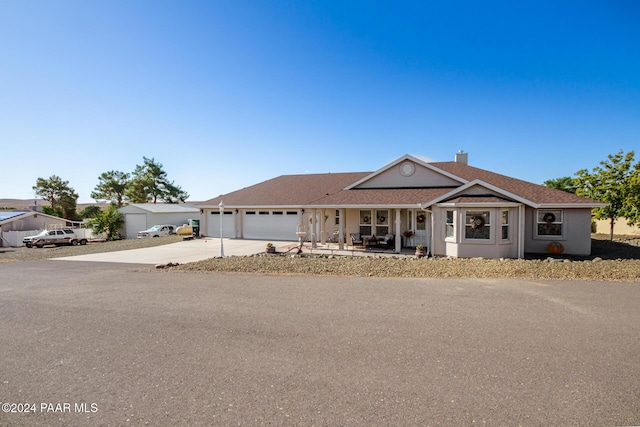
[
  {"x1": 0, "y1": 211, "x2": 71, "y2": 247},
  {"x1": 119, "y1": 203, "x2": 200, "y2": 239},
  {"x1": 196, "y1": 153, "x2": 605, "y2": 258}
]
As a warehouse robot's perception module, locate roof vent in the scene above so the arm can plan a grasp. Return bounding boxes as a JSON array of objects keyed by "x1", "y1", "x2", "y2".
[{"x1": 455, "y1": 150, "x2": 468, "y2": 165}]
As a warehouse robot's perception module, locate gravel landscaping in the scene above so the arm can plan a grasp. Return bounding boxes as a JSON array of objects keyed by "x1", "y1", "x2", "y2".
[{"x1": 2, "y1": 234, "x2": 639, "y2": 281}]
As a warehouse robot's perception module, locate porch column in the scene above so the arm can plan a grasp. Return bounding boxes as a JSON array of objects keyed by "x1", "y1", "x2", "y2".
[
  {"x1": 338, "y1": 209, "x2": 344, "y2": 250},
  {"x1": 311, "y1": 209, "x2": 317, "y2": 248},
  {"x1": 395, "y1": 208, "x2": 401, "y2": 253},
  {"x1": 518, "y1": 205, "x2": 525, "y2": 258},
  {"x1": 320, "y1": 209, "x2": 326, "y2": 245}
]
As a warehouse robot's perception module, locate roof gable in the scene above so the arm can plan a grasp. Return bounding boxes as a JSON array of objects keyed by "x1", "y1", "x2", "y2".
[{"x1": 346, "y1": 154, "x2": 465, "y2": 190}]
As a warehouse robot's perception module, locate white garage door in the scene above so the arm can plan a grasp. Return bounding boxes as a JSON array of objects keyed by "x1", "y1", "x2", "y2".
[
  {"x1": 207, "y1": 212, "x2": 235, "y2": 237},
  {"x1": 125, "y1": 214, "x2": 147, "y2": 239},
  {"x1": 243, "y1": 210, "x2": 299, "y2": 240}
]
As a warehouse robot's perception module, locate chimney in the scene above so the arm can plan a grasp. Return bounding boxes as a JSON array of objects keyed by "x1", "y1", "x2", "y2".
[{"x1": 455, "y1": 150, "x2": 468, "y2": 165}]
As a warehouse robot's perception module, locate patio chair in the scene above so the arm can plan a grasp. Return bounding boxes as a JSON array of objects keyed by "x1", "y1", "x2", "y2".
[
  {"x1": 378, "y1": 234, "x2": 395, "y2": 248},
  {"x1": 350, "y1": 233, "x2": 363, "y2": 247}
]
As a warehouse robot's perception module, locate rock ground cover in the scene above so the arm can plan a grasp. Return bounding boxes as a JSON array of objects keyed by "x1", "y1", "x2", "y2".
[{"x1": 2, "y1": 234, "x2": 639, "y2": 281}]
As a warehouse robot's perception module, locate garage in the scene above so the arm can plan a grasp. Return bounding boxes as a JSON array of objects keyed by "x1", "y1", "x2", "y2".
[
  {"x1": 206, "y1": 211, "x2": 235, "y2": 238},
  {"x1": 124, "y1": 214, "x2": 147, "y2": 240},
  {"x1": 119, "y1": 204, "x2": 200, "y2": 239},
  {"x1": 242, "y1": 210, "x2": 299, "y2": 240}
]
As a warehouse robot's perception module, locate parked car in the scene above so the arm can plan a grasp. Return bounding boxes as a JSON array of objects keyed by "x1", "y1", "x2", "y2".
[
  {"x1": 137, "y1": 225, "x2": 176, "y2": 238},
  {"x1": 23, "y1": 229, "x2": 88, "y2": 248}
]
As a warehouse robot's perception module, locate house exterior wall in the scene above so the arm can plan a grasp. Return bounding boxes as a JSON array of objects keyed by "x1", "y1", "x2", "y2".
[
  {"x1": 431, "y1": 206, "x2": 519, "y2": 258},
  {"x1": 356, "y1": 162, "x2": 461, "y2": 188},
  {"x1": 0, "y1": 214, "x2": 66, "y2": 232},
  {"x1": 524, "y1": 207, "x2": 593, "y2": 256}
]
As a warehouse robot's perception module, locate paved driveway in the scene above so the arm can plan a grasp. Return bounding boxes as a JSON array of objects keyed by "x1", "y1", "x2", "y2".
[{"x1": 52, "y1": 238, "x2": 298, "y2": 264}]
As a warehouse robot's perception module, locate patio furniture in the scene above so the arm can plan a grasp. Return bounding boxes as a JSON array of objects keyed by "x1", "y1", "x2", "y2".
[
  {"x1": 378, "y1": 234, "x2": 395, "y2": 248},
  {"x1": 350, "y1": 233, "x2": 364, "y2": 247}
]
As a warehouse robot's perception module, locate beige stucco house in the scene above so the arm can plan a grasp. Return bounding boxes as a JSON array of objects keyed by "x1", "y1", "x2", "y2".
[{"x1": 196, "y1": 153, "x2": 605, "y2": 258}]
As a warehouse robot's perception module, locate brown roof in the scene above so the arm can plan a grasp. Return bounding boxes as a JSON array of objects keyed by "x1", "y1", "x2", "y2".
[
  {"x1": 432, "y1": 162, "x2": 600, "y2": 205},
  {"x1": 197, "y1": 161, "x2": 602, "y2": 208},
  {"x1": 198, "y1": 172, "x2": 370, "y2": 207}
]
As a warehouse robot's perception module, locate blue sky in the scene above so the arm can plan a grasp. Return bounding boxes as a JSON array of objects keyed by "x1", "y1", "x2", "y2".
[{"x1": 1, "y1": 0, "x2": 639, "y2": 203}]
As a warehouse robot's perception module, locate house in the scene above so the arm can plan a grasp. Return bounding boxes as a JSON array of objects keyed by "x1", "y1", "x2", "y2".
[
  {"x1": 0, "y1": 210, "x2": 71, "y2": 247},
  {"x1": 119, "y1": 203, "x2": 200, "y2": 239},
  {"x1": 196, "y1": 153, "x2": 605, "y2": 258}
]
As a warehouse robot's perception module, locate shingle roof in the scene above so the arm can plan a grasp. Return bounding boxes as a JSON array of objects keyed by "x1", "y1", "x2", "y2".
[
  {"x1": 196, "y1": 160, "x2": 602, "y2": 208},
  {"x1": 199, "y1": 172, "x2": 370, "y2": 207},
  {"x1": 431, "y1": 162, "x2": 599, "y2": 205}
]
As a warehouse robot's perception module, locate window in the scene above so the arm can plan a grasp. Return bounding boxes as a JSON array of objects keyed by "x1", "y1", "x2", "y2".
[
  {"x1": 273, "y1": 211, "x2": 283, "y2": 215},
  {"x1": 501, "y1": 210, "x2": 509, "y2": 240},
  {"x1": 537, "y1": 210, "x2": 563, "y2": 236},
  {"x1": 359, "y1": 210, "x2": 372, "y2": 236},
  {"x1": 465, "y1": 211, "x2": 491, "y2": 240},
  {"x1": 335, "y1": 209, "x2": 340, "y2": 225},
  {"x1": 375, "y1": 210, "x2": 389, "y2": 236},
  {"x1": 244, "y1": 211, "x2": 255, "y2": 215},
  {"x1": 259, "y1": 211, "x2": 269, "y2": 215},
  {"x1": 286, "y1": 211, "x2": 297, "y2": 215},
  {"x1": 445, "y1": 210, "x2": 454, "y2": 239}
]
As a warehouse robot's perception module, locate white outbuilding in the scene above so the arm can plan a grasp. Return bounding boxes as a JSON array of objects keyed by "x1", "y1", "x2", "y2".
[{"x1": 118, "y1": 204, "x2": 200, "y2": 239}]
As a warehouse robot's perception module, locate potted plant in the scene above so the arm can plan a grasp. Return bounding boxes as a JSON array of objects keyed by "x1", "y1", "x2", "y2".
[
  {"x1": 265, "y1": 242, "x2": 276, "y2": 254},
  {"x1": 415, "y1": 244, "x2": 426, "y2": 258}
]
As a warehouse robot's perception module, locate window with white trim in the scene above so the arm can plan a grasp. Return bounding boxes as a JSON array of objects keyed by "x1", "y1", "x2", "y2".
[
  {"x1": 375, "y1": 210, "x2": 389, "y2": 237},
  {"x1": 464, "y1": 210, "x2": 491, "y2": 240},
  {"x1": 445, "y1": 210, "x2": 454, "y2": 239},
  {"x1": 501, "y1": 210, "x2": 509, "y2": 240},
  {"x1": 359, "y1": 210, "x2": 372, "y2": 236},
  {"x1": 536, "y1": 210, "x2": 563, "y2": 237}
]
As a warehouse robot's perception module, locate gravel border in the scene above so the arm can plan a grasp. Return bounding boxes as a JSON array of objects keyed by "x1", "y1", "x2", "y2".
[{"x1": 2, "y1": 234, "x2": 639, "y2": 281}]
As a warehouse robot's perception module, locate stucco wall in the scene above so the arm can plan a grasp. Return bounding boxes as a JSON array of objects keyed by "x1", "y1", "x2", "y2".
[
  {"x1": 524, "y1": 207, "x2": 592, "y2": 256},
  {"x1": 431, "y1": 206, "x2": 519, "y2": 258}
]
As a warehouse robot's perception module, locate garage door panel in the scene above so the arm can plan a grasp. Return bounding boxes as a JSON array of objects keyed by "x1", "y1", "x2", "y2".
[
  {"x1": 243, "y1": 211, "x2": 299, "y2": 240},
  {"x1": 125, "y1": 214, "x2": 147, "y2": 239},
  {"x1": 207, "y1": 212, "x2": 234, "y2": 237}
]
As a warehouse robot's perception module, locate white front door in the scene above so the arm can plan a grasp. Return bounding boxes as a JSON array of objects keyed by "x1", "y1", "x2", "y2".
[{"x1": 414, "y1": 210, "x2": 430, "y2": 249}]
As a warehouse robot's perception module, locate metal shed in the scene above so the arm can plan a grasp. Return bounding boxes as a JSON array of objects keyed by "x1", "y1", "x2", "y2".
[{"x1": 118, "y1": 204, "x2": 200, "y2": 239}]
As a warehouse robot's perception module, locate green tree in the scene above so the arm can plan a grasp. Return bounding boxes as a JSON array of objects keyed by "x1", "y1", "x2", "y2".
[
  {"x1": 87, "y1": 204, "x2": 124, "y2": 241},
  {"x1": 33, "y1": 175, "x2": 79, "y2": 219},
  {"x1": 543, "y1": 176, "x2": 577, "y2": 194},
  {"x1": 91, "y1": 171, "x2": 130, "y2": 207},
  {"x1": 79, "y1": 205, "x2": 103, "y2": 219},
  {"x1": 126, "y1": 157, "x2": 189, "y2": 203},
  {"x1": 574, "y1": 149, "x2": 640, "y2": 240}
]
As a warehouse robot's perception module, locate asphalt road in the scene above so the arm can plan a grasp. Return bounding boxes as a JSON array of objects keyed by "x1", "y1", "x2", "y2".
[{"x1": 1, "y1": 261, "x2": 639, "y2": 426}]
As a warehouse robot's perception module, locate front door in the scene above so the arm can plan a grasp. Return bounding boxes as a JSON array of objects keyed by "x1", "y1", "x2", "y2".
[{"x1": 414, "y1": 210, "x2": 430, "y2": 249}]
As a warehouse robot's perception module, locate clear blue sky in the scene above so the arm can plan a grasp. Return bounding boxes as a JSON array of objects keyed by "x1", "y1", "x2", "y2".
[{"x1": 1, "y1": 0, "x2": 639, "y2": 203}]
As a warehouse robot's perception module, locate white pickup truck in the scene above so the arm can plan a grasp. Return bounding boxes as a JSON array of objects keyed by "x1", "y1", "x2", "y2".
[
  {"x1": 137, "y1": 225, "x2": 176, "y2": 238},
  {"x1": 23, "y1": 229, "x2": 88, "y2": 248}
]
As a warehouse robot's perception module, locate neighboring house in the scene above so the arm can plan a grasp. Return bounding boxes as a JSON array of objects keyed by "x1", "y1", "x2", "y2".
[
  {"x1": 118, "y1": 203, "x2": 200, "y2": 239},
  {"x1": 0, "y1": 211, "x2": 70, "y2": 247},
  {"x1": 196, "y1": 153, "x2": 605, "y2": 258}
]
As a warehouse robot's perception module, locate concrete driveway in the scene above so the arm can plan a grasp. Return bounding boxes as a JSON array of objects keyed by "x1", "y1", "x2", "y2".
[{"x1": 52, "y1": 238, "x2": 299, "y2": 265}]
